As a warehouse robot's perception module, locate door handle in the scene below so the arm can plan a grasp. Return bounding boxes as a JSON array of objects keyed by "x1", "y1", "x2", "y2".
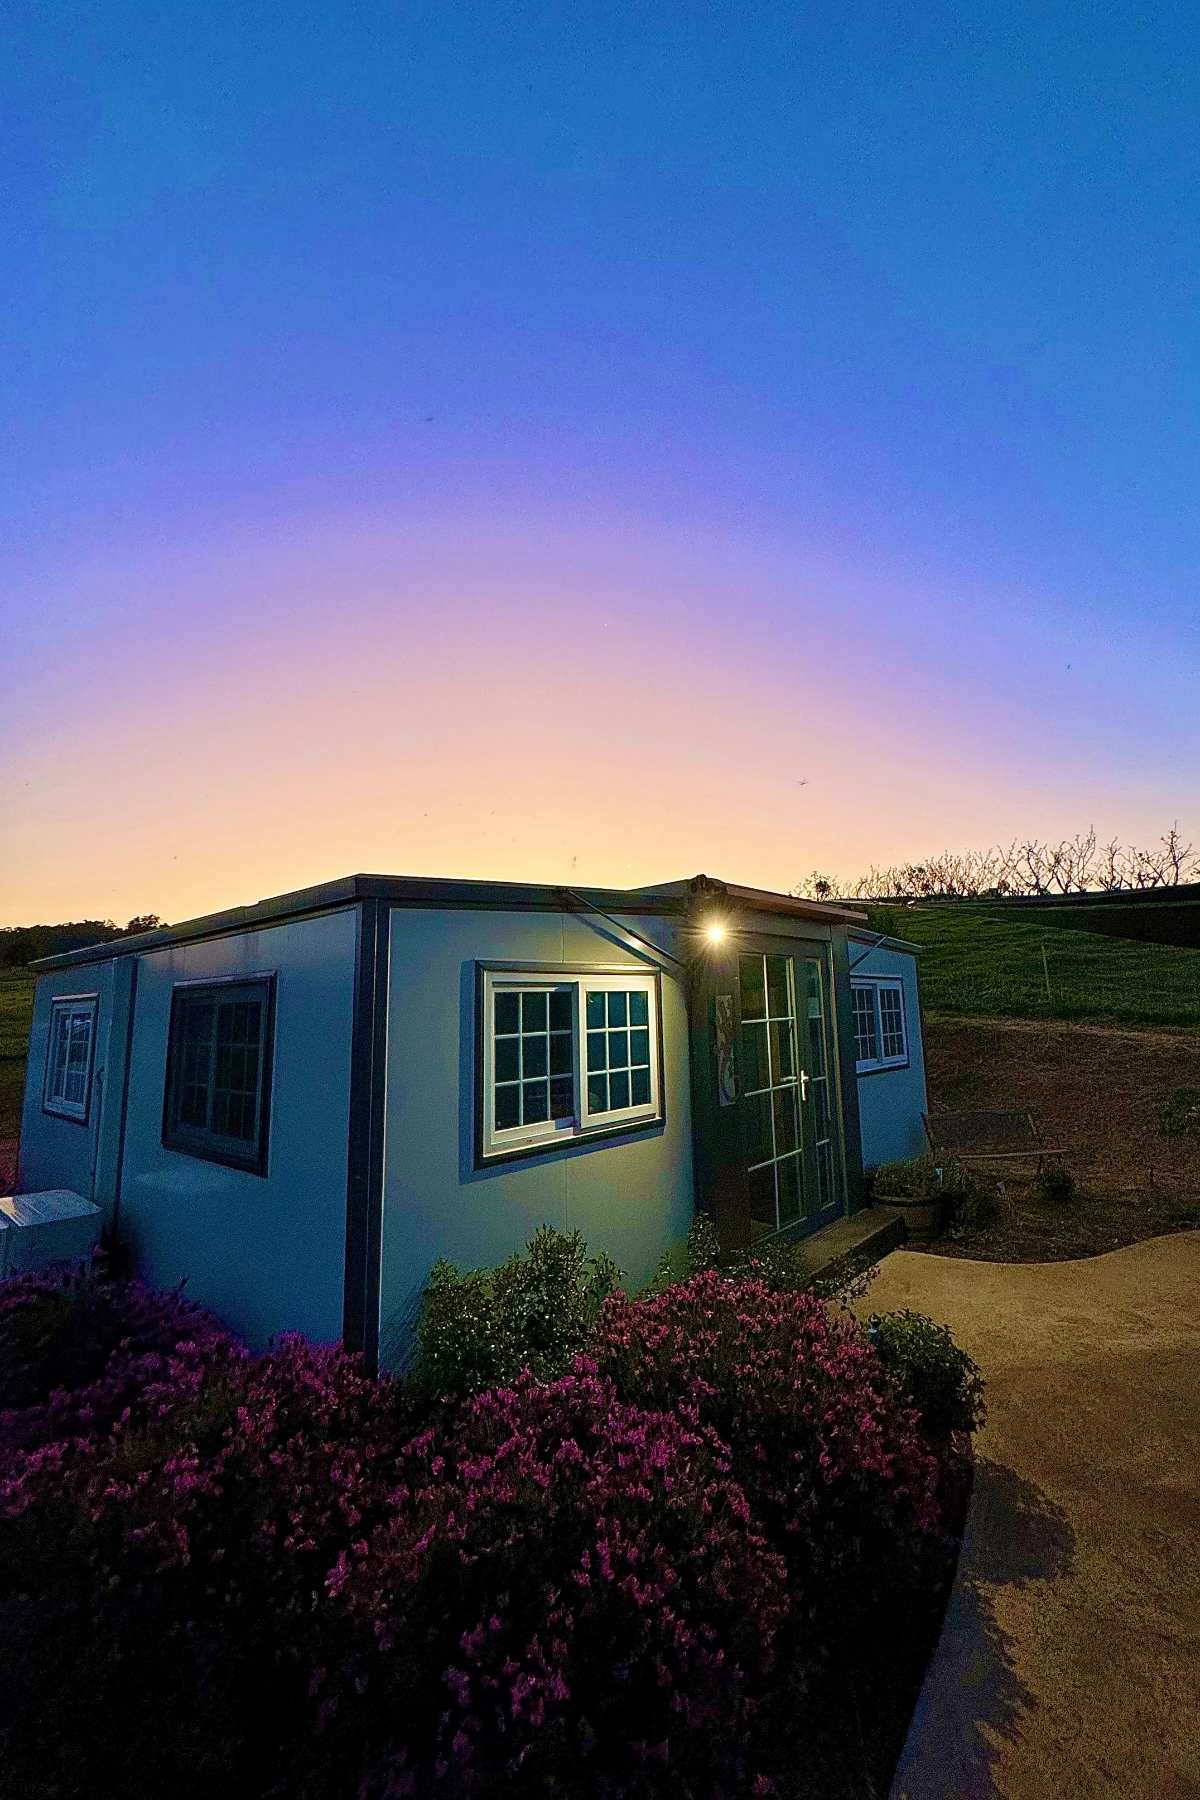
[{"x1": 799, "y1": 1069, "x2": 810, "y2": 1101}]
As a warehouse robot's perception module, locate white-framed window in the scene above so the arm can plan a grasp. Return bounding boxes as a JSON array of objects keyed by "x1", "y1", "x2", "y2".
[
  {"x1": 851, "y1": 977, "x2": 908, "y2": 1073},
  {"x1": 43, "y1": 995, "x2": 98, "y2": 1122},
  {"x1": 479, "y1": 966, "x2": 662, "y2": 1160}
]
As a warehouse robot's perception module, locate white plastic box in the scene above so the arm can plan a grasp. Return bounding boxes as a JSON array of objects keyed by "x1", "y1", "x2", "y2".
[{"x1": 0, "y1": 1190, "x2": 102, "y2": 1280}]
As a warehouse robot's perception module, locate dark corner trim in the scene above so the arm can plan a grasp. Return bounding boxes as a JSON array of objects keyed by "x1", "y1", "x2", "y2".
[
  {"x1": 344, "y1": 899, "x2": 390, "y2": 1371},
  {"x1": 110, "y1": 959, "x2": 140, "y2": 1244}
]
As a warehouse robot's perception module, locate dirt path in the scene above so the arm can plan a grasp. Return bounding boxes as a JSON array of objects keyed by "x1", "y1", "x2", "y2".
[{"x1": 861, "y1": 1237, "x2": 1200, "y2": 1799}]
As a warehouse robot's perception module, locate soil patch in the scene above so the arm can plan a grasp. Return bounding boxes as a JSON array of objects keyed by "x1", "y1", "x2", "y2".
[{"x1": 921, "y1": 1014, "x2": 1200, "y2": 1260}]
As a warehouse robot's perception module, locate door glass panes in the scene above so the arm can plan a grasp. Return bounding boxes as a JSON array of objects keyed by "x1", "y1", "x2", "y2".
[
  {"x1": 739, "y1": 952, "x2": 803, "y2": 1237},
  {"x1": 803, "y1": 958, "x2": 839, "y2": 1214},
  {"x1": 494, "y1": 987, "x2": 575, "y2": 1130},
  {"x1": 586, "y1": 989, "x2": 653, "y2": 1113}
]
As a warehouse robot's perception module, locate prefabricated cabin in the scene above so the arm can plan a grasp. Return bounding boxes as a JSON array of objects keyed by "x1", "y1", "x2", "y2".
[{"x1": 19, "y1": 873, "x2": 927, "y2": 1364}]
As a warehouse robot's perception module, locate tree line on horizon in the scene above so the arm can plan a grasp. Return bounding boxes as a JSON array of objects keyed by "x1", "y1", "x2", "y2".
[
  {"x1": 795, "y1": 824, "x2": 1196, "y2": 903},
  {"x1": 1, "y1": 916, "x2": 164, "y2": 969}
]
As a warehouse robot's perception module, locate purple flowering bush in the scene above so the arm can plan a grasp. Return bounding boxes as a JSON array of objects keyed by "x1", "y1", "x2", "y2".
[
  {"x1": 0, "y1": 1261, "x2": 242, "y2": 1459},
  {"x1": 592, "y1": 1271, "x2": 942, "y2": 1617},
  {"x1": 315, "y1": 1368, "x2": 790, "y2": 1798},
  {"x1": 0, "y1": 1257, "x2": 966, "y2": 1800}
]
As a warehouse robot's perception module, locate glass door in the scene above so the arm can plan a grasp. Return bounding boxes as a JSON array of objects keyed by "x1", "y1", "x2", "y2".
[{"x1": 738, "y1": 948, "x2": 841, "y2": 1239}]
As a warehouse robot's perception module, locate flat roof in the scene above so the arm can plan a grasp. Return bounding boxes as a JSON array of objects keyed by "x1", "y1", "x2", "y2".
[
  {"x1": 847, "y1": 927, "x2": 924, "y2": 956},
  {"x1": 31, "y1": 870, "x2": 867, "y2": 971}
]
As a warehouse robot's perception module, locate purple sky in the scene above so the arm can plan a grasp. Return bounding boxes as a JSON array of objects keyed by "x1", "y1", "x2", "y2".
[{"x1": 3, "y1": 3, "x2": 1197, "y2": 924}]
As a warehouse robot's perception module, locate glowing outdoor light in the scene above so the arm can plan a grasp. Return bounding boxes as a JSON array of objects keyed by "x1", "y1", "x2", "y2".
[{"x1": 704, "y1": 918, "x2": 728, "y2": 946}]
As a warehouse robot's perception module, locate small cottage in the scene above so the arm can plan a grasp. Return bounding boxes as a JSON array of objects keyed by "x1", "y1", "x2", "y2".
[{"x1": 18, "y1": 872, "x2": 927, "y2": 1363}]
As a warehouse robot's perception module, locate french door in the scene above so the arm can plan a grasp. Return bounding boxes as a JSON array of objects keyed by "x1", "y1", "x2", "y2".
[{"x1": 738, "y1": 947, "x2": 842, "y2": 1239}]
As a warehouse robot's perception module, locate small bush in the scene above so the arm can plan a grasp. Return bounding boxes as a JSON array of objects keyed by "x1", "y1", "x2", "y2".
[
  {"x1": 870, "y1": 1151, "x2": 973, "y2": 1202},
  {"x1": 868, "y1": 1310, "x2": 986, "y2": 1441},
  {"x1": 1033, "y1": 1162, "x2": 1076, "y2": 1205},
  {"x1": 686, "y1": 1208, "x2": 723, "y2": 1273},
  {"x1": 946, "y1": 1181, "x2": 1004, "y2": 1236},
  {"x1": 1157, "y1": 1087, "x2": 1200, "y2": 1140},
  {"x1": 411, "y1": 1226, "x2": 620, "y2": 1402}
]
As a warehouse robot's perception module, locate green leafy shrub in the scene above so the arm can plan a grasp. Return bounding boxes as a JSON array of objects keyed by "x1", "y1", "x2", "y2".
[
  {"x1": 685, "y1": 1209, "x2": 722, "y2": 1273},
  {"x1": 410, "y1": 1226, "x2": 619, "y2": 1401},
  {"x1": 868, "y1": 1309, "x2": 986, "y2": 1441},
  {"x1": 870, "y1": 1151, "x2": 973, "y2": 1202},
  {"x1": 1157, "y1": 1087, "x2": 1200, "y2": 1140},
  {"x1": 946, "y1": 1181, "x2": 1003, "y2": 1235},
  {"x1": 1033, "y1": 1162, "x2": 1076, "y2": 1204}
]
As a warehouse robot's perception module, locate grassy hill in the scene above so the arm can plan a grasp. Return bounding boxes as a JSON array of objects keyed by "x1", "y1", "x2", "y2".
[
  {"x1": 868, "y1": 905, "x2": 1200, "y2": 1029},
  {"x1": 0, "y1": 969, "x2": 34, "y2": 1141}
]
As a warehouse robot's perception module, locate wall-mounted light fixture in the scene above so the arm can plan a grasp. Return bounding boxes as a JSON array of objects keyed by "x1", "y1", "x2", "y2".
[{"x1": 703, "y1": 918, "x2": 729, "y2": 946}]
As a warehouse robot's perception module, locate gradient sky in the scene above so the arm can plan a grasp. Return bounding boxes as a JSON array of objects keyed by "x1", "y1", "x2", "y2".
[{"x1": 3, "y1": 2, "x2": 1198, "y2": 926}]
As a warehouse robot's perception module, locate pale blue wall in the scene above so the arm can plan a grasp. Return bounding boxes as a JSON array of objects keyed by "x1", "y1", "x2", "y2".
[
  {"x1": 114, "y1": 909, "x2": 358, "y2": 1347},
  {"x1": 19, "y1": 962, "x2": 116, "y2": 1201},
  {"x1": 376, "y1": 906, "x2": 695, "y2": 1362},
  {"x1": 851, "y1": 940, "x2": 928, "y2": 1168}
]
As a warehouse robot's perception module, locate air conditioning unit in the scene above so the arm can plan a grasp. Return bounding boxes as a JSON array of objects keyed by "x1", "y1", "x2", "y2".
[{"x1": 0, "y1": 1190, "x2": 102, "y2": 1280}]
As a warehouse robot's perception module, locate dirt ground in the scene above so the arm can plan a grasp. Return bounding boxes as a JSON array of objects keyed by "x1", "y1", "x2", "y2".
[{"x1": 923, "y1": 1015, "x2": 1200, "y2": 1260}]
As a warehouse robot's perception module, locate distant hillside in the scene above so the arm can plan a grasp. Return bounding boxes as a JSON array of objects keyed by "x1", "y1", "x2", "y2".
[
  {"x1": 867, "y1": 905, "x2": 1200, "y2": 1029},
  {"x1": 0, "y1": 969, "x2": 34, "y2": 1141}
]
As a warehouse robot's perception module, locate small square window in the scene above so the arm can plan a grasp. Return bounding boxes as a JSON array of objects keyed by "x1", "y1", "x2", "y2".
[{"x1": 852, "y1": 979, "x2": 907, "y2": 1072}]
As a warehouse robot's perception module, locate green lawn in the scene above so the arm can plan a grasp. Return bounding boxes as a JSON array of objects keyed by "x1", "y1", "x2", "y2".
[
  {"x1": 867, "y1": 905, "x2": 1200, "y2": 1029},
  {"x1": 0, "y1": 969, "x2": 35, "y2": 1140}
]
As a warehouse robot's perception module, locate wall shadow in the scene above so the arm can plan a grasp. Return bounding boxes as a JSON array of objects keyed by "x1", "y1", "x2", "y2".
[{"x1": 891, "y1": 1456, "x2": 1076, "y2": 1800}]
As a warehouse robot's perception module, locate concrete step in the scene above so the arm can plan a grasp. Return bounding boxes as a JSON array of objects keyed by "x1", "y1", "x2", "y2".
[{"x1": 788, "y1": 1204, "x2": 906, "y2": 1289}]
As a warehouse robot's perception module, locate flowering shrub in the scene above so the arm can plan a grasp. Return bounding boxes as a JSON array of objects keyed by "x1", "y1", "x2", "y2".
[
  {"x1": 317, "y1": 1369, "x2": 789, "y2": 1798},
  {"x1": 0, "y1": 1261, "x2": 968, "y2": 1800},
  {"x1": 0, "y1": 1262, "x2": 242, "y2": 1465},
  {"x1": 592, "y1": 1271, "x2": 942, "y2": 1616},
  {"x1": 1, "y1": 1335, "x2": 785, "y2": 1800},
  {"x1": 0, "y1": 1334, "x2": 419, "y2": 1800}
]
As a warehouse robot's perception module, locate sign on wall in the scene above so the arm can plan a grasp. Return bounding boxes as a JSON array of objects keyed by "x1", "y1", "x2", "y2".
[{"x1": 714, "y1": 993, "x2": 737, "y2": 1106}]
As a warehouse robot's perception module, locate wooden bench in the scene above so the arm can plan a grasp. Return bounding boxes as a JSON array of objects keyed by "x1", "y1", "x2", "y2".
[{"x1": 924, "y1": 1109, "x2": 1073, "y2": 1172}]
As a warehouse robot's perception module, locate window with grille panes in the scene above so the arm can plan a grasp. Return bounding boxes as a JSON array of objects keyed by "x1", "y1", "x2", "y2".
[
  {"x1": 43, "y1": 996, "x2": 98, "y2": 1122},
  {"x1": 163, "y1": 978, "x2": 274, "y2": 1173},
  {"x1": 480, "y1": 968, "x2": 661, "y2": 1160},
  {"x1": 850, "y1": 977, "x2": 908, "y2": 1072}
]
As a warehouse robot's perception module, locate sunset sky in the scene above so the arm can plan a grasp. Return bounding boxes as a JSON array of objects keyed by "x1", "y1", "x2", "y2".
[{"x1": 4, "y1": 3, "x2": 1198, "y2": 926}]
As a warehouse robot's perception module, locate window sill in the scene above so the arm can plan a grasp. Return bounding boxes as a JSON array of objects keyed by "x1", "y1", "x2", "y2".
[
  {"x1": 855, "y1": 1057, "x2": 911, "y2": 1078},
  {"x1": 161, "y1": 1136, "x2": 270, "y2": 1178},
  {"x1": 476, "y1": 1113, "x2": 665, "y2": 1171},
  {"x1": 41, "y1": 1102, "x2": 90, "y2": 1126}
]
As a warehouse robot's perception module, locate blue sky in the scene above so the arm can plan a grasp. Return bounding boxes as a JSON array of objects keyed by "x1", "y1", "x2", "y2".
[{"x1": 3, "y1": 2, "x2": 1197, "y2": 920}]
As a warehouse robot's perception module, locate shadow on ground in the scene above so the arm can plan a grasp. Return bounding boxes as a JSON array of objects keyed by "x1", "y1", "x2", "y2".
[{"x1": 892, "y1": 1458, "x2": 1075, "y2": 1800}]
